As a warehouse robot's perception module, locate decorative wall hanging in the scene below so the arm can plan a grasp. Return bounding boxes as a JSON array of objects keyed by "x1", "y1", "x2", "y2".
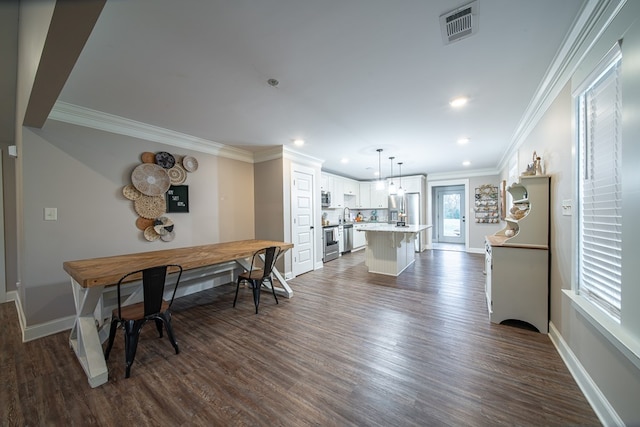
[
  {"x1": 474, "y1": 184, "x2": 499, "y2": 223},
  {"x1": 123, "y1": 151, "x2": 198, "y2": 242},
  {"x1": 166, "y1": 185, "x2": 189, "y2": 213}
]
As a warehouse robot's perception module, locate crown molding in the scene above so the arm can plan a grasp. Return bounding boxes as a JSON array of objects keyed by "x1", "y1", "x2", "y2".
[
  {"x1": 253, "y1": 146, "x2": 285, "y2": 163},
  {"x1": 283, "y1": 146, "x2": 324, "y2": 168},
  {"x1": 497, "y1": 0, "x2": 626, "y2": 172},
  {"x1": 48, "y1": 101, "x2": 255, "y2": 163},
  {"x1": 252, "y1": 146, "x2": 324, "y2": 169},
  {"x1": 428, "y1": 168, "x2": 500, "y2": 182}
]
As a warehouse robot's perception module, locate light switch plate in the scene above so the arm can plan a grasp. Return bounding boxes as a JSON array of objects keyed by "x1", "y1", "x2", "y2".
[
  {"x1": 44, "y1": 207, "x2": 57, "y2": 221},
  {"x1": 561, "y1": 199, "x2": 572, "y2": 216}
]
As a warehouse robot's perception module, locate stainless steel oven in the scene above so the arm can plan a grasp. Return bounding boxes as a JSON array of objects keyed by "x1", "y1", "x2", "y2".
[{"x1": 323, "y1": 225, "x2": 339, "y2": 262}]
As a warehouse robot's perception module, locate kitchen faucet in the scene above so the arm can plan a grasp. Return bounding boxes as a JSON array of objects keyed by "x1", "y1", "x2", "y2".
[{"x1": 343, "y1": 207, "x2": 351, "y2": 223}]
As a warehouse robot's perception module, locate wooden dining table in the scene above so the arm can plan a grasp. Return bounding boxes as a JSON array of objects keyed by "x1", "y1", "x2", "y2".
[{"x1": 63, "y1": 239, "x2": 294, "y2": 388}]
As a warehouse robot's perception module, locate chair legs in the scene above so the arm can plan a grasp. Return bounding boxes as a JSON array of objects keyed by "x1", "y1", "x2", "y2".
[
  {"x1": 233, "y1": 277, "x2": 242, "y2": 308},
  {"x1": 157, "y1": 312, "x2": 180, "y2": 354},
  {"x1": 104, "y1": 312, "x2": 179, "y2": 378},
  {"x1": 266, "y1": 277, "x2": 279, "y2": 305},
  {"x1": 251, "y1": 280, "x2": 261, "y2": 314},
  {"x1": 123, "y1": 319, "x2": 144, "y2": 378},
  {"x1": 234, "y1": 277, "x2": 279, "y2": 314},
  {"x1": 104, "y1": 318, "x2": 119, "y2": 361}
]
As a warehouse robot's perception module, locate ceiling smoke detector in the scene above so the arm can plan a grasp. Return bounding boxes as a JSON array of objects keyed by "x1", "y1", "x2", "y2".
[{"x1": 440, "y1": 1, "x2": 478, "y2": 45}]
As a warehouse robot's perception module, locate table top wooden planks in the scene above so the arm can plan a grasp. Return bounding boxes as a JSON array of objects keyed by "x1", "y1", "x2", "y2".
[{"x1": 63, "y1": 239, "x2": 294, "y2": 288}]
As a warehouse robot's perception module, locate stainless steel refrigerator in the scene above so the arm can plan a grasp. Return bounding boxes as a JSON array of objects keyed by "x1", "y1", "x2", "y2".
[
  {"x1": 388, "y1": 192, "x2": 421, "y2": 252},
  {"x1": 388, "y1": 194, "x2": 403, "y2": 222}
]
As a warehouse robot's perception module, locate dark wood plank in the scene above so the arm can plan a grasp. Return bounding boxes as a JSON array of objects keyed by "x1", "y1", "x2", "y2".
[{"x1": 2, "y1": 249, "x2": 600, "y2": 426}]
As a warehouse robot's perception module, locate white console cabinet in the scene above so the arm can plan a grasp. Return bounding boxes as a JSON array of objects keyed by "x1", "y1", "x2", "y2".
[{"x1": 485, "y1": 175, "x2": 550, "y2": 333}]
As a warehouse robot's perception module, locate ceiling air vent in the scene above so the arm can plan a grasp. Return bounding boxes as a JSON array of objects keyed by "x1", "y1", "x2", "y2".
[{"x1": 440, "y1": 1, "x2": 478, "y2": 45}]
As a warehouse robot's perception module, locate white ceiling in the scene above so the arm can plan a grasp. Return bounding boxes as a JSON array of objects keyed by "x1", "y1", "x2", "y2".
[{"x1": 57, "y1": 0, "x2": 585, "y2": 180}]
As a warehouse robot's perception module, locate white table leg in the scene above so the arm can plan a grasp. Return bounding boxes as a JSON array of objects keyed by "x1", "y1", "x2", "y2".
[{"x1": 69, "y1": 279, "x2": 109, "y2": 388}]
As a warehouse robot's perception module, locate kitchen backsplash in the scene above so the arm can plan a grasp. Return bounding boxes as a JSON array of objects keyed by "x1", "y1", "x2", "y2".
[{"x1": 322, "y1": 208, "x2": 388, "y2": 224}]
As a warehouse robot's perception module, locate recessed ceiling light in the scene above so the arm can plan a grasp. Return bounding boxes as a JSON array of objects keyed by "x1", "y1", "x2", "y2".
[
  {"x1": 457, "y1": 137, "x2": 470, "y2": 144},
  {"x1": 450, "y1": 97, "x2": 468, "y2": 108},
  {"x1": 293, "y1": 139, "x2": 305, "y2": 146},
  {"x1": 341, "y1": 158, "x2": 349, "y2": 164},
  {"x1": 462, "y1": 160, "x2": 471, "y2": 166}
]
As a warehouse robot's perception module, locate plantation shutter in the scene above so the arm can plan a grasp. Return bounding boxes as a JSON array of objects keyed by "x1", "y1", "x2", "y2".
[{"x1": 578, "y1": 47, "x2": 622, "y2": 320}]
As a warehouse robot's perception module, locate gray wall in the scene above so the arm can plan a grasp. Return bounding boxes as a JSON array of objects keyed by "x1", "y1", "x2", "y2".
[
  {"x1": 20, "y1": 120, "x2": 255, "y2": 325},
  {"x1": 468, "y1": 175, "x2": 503, "y2": 250},
  {"x1": 511, "y1": 2, "x2": 640, "y2": 424}
]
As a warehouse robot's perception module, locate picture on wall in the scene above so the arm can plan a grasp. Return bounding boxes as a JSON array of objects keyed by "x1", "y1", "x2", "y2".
[{"x1": 166, "y1": 185, "x2": 189, "y2": 213}]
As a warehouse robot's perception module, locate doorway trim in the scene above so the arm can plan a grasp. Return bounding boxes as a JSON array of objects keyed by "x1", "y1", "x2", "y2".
[{"x1": 427, "y1": 178, "x2": 469, "y2": 251}]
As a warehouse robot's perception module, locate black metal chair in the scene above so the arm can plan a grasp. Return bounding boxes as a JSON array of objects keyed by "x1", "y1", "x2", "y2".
[
  {"x1": 233, "y1": 246, "x2": 281, "y2": 314},
  {"x1": 104, "y1": 264, "x2": 183, "y2": 378}
]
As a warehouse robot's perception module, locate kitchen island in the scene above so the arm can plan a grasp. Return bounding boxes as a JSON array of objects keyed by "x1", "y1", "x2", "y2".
[{"x1": 359, "y1": 224, "x2": 431, "y2": 276}]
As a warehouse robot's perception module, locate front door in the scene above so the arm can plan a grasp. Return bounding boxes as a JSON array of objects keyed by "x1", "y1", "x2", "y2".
[
  {"x1": 435, "y1": 185, "x2": 466, "y2": 244},
  {"x1": 292, "y1": 168, "x2": 315, "y2": 276}
]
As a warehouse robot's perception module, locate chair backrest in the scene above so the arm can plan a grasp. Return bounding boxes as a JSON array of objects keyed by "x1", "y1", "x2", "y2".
[
  {"x1": 249, "y1": 246, "x2": 281, "y2": 280},
  {"x1": 116, "y1": 264, "x2": 183, "y2": 318}
]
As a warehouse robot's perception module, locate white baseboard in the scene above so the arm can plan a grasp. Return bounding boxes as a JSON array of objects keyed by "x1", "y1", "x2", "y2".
[
  {"x1": 549, "y1": 322, "x2": 623, "y2": 427},
  {"x1": 6, "y1": 290, "x2": 17, "y2": 302},
  {"x1": 22, "y1": 315, "x2": 76, "y2": 342},
  {"x1": 11, "y1": 290, "x2": 76, "y2": 342}
]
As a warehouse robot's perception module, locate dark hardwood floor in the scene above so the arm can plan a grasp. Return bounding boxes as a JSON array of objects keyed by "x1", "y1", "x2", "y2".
[{"x1": 1, "y1": 249, "x2": 600, "y2": 426}]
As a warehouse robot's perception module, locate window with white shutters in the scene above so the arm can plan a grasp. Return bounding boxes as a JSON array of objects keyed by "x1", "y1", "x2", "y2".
[{"x1": 577, "y1": 45, "x2": 622, "y2": 321}]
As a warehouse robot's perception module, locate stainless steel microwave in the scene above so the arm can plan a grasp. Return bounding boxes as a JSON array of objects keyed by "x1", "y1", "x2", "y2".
[{"x1": 321, "y1": 191, "x2": 331, "y2": 207}]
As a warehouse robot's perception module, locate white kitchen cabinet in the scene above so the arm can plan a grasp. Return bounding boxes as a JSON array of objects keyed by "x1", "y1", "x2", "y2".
[
  {"x1": 399, "y1": 175, "x2": 424, "y2": 194},
  {"x1": 353, "y1": 223, "x2": 367, "y2": 249},
  {"x1": 358, "y1": 182, "x2": 371, "y2": 208},
  {"x1": 343, "y1": 179, "x2": 359, "y2": 197},
  {"x1": 329, "y1": 175, "x2": 344, "y2": 208},
  {"x1": 320, "y1": 174, "x2": 329, "y2": 192},
  {"x1": 343, "y1": 178, "x2": 359, "y2": 208},
  {"x1": 485, "y1": 175, "x2": 550, "y2": 333},
  {"x1": 370, "y1": 186, "x2": 387, "y2": 208}
]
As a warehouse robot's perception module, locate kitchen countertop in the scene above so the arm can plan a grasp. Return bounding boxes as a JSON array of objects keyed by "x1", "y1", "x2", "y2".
[
  {"x1": 358, "y1": 224, "x2": 431, "y2": 233},
  {"x1": 322, "y1": 221, "x2": 390, "y2": 228}
]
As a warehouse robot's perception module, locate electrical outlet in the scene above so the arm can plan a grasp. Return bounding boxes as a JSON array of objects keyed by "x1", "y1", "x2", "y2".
[{"x1": 44, "y1": 207, "x2": 58, "y2": 221}]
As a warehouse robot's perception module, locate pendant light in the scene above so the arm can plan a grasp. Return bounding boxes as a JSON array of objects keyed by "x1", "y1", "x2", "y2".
[
  {"x1": 397, "y1": 162, "x2": 405, "y2": 196},
  {"x1": 376, "y1": 149, "x2": 385, "y2": 190},
  {"x1": 388, "y1": 156, "x2": 396, "y2": 195}
]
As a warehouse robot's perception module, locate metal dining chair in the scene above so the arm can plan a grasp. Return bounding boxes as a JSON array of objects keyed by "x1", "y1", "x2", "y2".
[
  {"x1": 233, "y1": 246, "x2": 281, "y2": 314},
  {"x1": 104, "y1": 264, "x2": 183, "y2": 378}
]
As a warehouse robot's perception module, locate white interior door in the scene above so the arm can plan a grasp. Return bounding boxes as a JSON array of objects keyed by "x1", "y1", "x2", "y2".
[
  {"x1": 435, "y1": 185, "x2": 466, "y2": 244},
  {"x1": 292, "y1": 168, "x2": 314, "y2": 276}
]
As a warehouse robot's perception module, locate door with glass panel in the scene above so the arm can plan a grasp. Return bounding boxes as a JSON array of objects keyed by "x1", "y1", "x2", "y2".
[{"x1": 435, "y1": 185, "x2": 465, "y2": 244}]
